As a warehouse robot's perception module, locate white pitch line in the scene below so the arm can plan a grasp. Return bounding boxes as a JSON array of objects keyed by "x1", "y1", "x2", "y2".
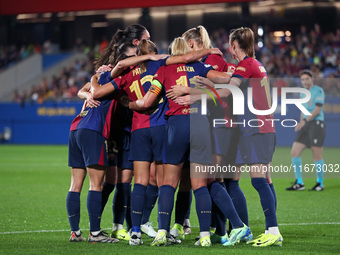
[
  {"x1": 279, "y1": 222, "x2": 340, "y2": 226},
  {"x1": 1, "y1": 223, "x2": 340, "y2": 235},
  {"x1": 0, "y1": 229, "x2": 70, "y2": 234},
  {"x1": 0, "y1": 228, "x2": 110, "y2": 235}
]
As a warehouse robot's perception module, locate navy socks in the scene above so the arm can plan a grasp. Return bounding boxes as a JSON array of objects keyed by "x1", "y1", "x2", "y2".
[
  {"x1": 251, "y1": 178, "x2": 278, "y2": 229},
  {"x1": 113, "y1": 183, "x2": 130, "y2": 225},
  {"x1": 225, "y1": 179, "x2": 249, "y2": 226},
  {"x1": 126, "y1": 184, "x2": 132, "y2": 230},
  {"x1": 101, "y1": 182, "x2": 115, "y2": 214},
  {"x1": 208, "y1": 181, "x2": 243, "y2": 229},
  {"x1": 141, "y1": 184, "x2": 158, "y2": 225},
  {"x1": 87, "y1": 190, "x2": 102, "y2": 232},
  {"x1": 194, "y1": 186, "x2": 212, "y2": 232},
  {"x1": 158, "y1": 185, "x2": 176, "y2": 231},
  {"x1": 174, "y1": 190, "x2": 192, "y2": 225},
  {"x1": 269, "y1": 182, "x2": 277, "y2": 211},
  {"x1": 66, "y1": 191, "x2": 81, "y2": 231},
  {"x1": 131, "y1": 184, "x2": 147, "y2": 230}
]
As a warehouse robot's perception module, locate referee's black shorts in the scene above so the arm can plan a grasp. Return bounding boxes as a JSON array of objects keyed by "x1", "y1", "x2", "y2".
[{"x1": 295, "y1": 120, "x2": 326, "y2": 147}]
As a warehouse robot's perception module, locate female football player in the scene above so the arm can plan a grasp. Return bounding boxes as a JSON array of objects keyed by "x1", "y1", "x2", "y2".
[
  {"x1": 67, "y1": 74, "x2": 120, "y2": 244},
  {"x1": 167, "y1": 25, "x2": 244, "y2": 243},
  {"x1": 177, "y1": 27, "x2": 282, "y2": 247},
  {"x1": 78, "y1": 39, "x2": 168, "y2": 242},
  {"x1": 94, "y1": 24, "x2": 153, "y2": 241}
]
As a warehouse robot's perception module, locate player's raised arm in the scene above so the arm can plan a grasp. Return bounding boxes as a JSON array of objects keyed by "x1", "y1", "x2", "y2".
[
  {"x1": 174, "y1": 74, "x2": 239, "y2": 105},
  {"x1": 165, "y1": 48, "x2": 222, "y2": 65},
  {"x1": 111, "y1": 54, "x2": 168, "y2": 78}
]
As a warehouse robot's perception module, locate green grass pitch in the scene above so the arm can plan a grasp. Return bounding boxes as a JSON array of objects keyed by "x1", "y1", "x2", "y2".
[{"x1": 0, "y1": 145, "x2": 339, "y2": 254}]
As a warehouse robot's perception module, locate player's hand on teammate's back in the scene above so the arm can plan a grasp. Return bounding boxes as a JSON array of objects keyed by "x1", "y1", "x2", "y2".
[
  {"x1": 96, "y1": 64, "x2": 113, "y2": 73},
  {"x1": 166, "y1": 85, "x2": 190, "y2": 100},
  {"x1": 193, "y1": 76, "x2": 215, "y2": 88},
  {"x1": 174, "y1": 95, "x2": 191, "y2": 105},
  {"x1": 210, "y1": 48, "x2": 223, "y2": 56},
  {"x1": 86, "y1": 94, "x2": 101, "y2": 108},
  {"x1": 149, "y1": 54, "x2": 169, "y2": 61}
]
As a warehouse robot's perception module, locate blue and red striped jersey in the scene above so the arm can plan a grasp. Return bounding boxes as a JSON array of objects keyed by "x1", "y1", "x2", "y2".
[
  {"x1": 153, "y1": 61, "x2": 213, "y2": 116},
  {"x1": 70, "y1": 96, "x2": 116, "y2": 139},
  {"x1": 202, "y1": 54, "x2": 236, "y2": 127},
  {"x1": 232, "y1": 56, "x2": 275, "y2": 135},
  {"x1": 111, "y1": 58, "x2": 169, "y2": 132}
]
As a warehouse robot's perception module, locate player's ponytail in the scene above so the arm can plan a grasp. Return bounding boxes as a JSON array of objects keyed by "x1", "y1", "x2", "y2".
[
  {"x1": 137, "y1": 39, "x2": 158, "y2": 72},
  {"x1": 113, "y1": 29, "x2": 126, "y2": 45},
  {"x1": 94, "y1": 24, "x2": 147, "y2": 70},
  {"x1": 229, "y1": 27, "x2": 255, "y2": 58},
  {"x1": 198, "y1": 25, "x2": 212, "y2": 49},
  {"x1": 126, "y1": 24, "x2": 147, "y2": 43},
  {"x1": 182, "y1": 25, "x2": 212, "y2": 49},
  {"x1": 110, "y1": 42, "x2": 136, "y2": 66},
  {"x1": 137, "y1": 39, "x2": 158, "y2": 56},
  {"x1": 112, "y1": 25, "x2": 146, "y2": 45},
  {"x1": 171, "y1": 37, "x2": 191, "y2": 56}
]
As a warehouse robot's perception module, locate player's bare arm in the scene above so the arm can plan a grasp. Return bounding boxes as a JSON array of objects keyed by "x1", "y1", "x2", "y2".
[
  {"x1": 90, "y1": 73, "x2": 116, "y2": 99},
  {"x1": 77, "y1": 82, "x2": 101, "y2": 108},
  {"x1": 111, "y1": 54, "x2": 168, "y2": 78},
  {"x1": 175, "y1": 76, "x2": 241, "y2": 105},
  {"x1": 165, "y1": 48, "x2": 222, "y2": 65}
]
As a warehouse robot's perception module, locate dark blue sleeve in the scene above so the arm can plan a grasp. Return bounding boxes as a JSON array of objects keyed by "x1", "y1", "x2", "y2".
[
  {"x1": 160, "y1": 56, "x2": 169, "y2": 66},
  {"x1": 198, "y1": 62, "x2": 214, "y2": 77},
  {"x1": 98, "y1": 71, "x2": 112, "y2": 85},
  {"x1": 110, "y1": 80, "x2": 119, "y2": 91},
  {"x1": 232, "y1": 74, "x2": 246, "y2": 83},
  {"x1": 151, "y1": 57, "x2": 169, "y2": 69}
]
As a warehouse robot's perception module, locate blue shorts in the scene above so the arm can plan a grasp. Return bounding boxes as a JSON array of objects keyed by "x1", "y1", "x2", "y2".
[
  {"x1": 235, "y1": 133, "x2": 276, "y2": 165},
  {"x1": 68, "y1": 129, "x2": 108, "y2": 168},
  {"x1": 163, "y1": 115, "x2": 190, "y2": 165},
  {"x1": 109, "y1": 129, "x2": 133, "y2": 170},
  {"x1": 163, "y1": 115, "x2": 212, "y2": 165},
  {"x1": 130, "y1": 125, "x2": 165, "y2": 162},
  {"x1": 212, "y1": 127, "x2": 239, "y2": 165},
  {"x1": 211, "y1": 127, "x2": 235, "y2": 156},
  {"x1": 190, "y1": 115, "x2": 212, "y2": 164}
]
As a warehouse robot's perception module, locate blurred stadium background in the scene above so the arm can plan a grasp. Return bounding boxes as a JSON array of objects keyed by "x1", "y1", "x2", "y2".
[{"x1": 0, "y1": 0, "x2": 340, "y2": 146}]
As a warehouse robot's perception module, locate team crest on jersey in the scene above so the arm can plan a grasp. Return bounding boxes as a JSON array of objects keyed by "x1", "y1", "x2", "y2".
[
  {"x1": 228, "y1": 66, "x2": 236, "y2": 72},
  {"x1": 80, "y1": 110, "x2": 88, "y2": 117},
  {"x1": 182, "y1": 108, "x2": 189, "y2": 114},
  {"x1": 182, "y1": 108, "x2": 198, "y2": 114},
  {"x1": 132, "y1": 68, "x2": 142, "y2": 76},
  {"x1": 236, "y1": 66, "x2": 246, "y2": 72},
  {"x1": 213, "y1": 65, "x2": 219, "y2": 69}
]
